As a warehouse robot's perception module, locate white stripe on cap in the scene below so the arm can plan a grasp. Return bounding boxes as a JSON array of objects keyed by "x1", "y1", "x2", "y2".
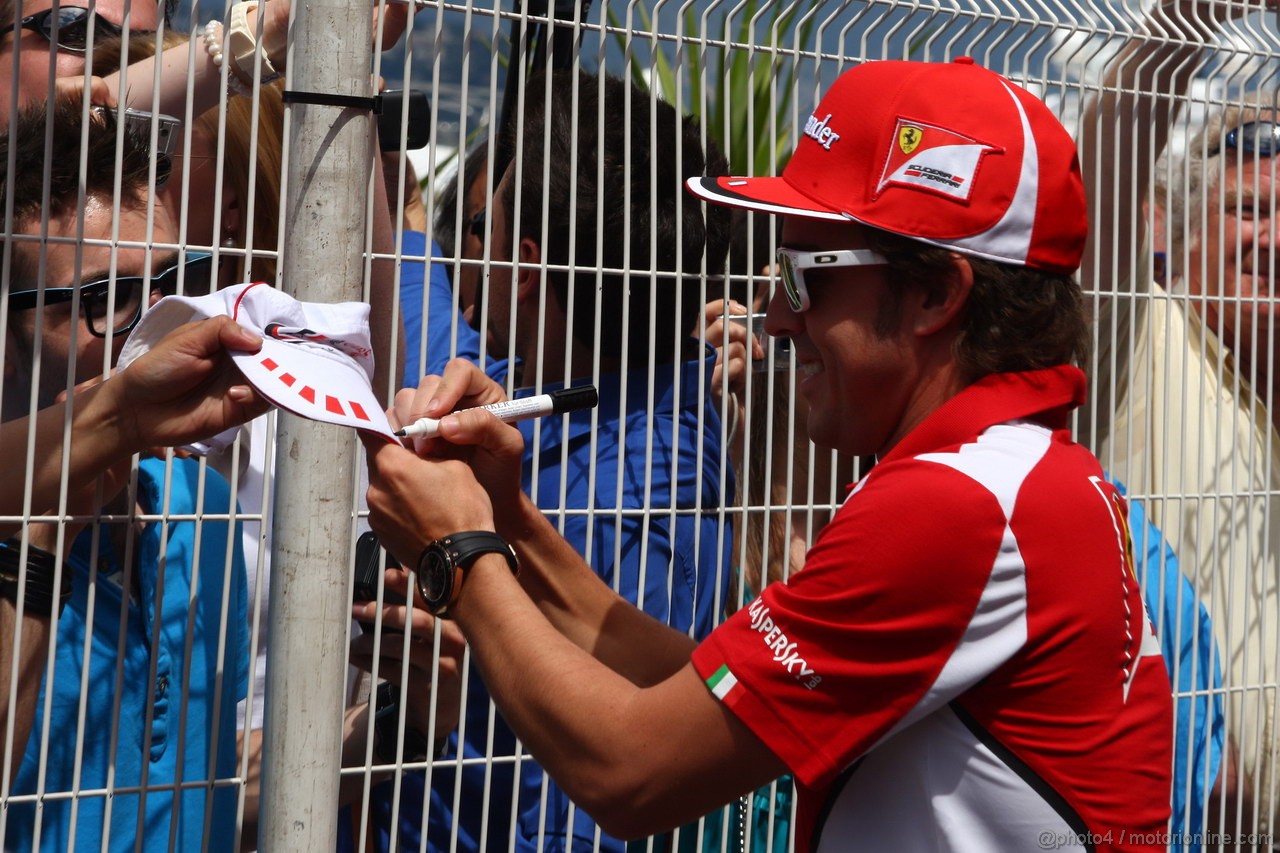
[{"x1": 946, "y1": 78, "x2": 1038, "y2": 266}]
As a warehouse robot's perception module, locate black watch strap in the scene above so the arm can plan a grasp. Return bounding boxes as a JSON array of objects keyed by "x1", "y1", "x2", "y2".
[
  {"x1": 437, "y1": 531, "x2": 518, "y2": 574},
  {"x1": 416, "y1": 531, "x2": 518, "y2": 617},
  {"x1": 0, "y1": 537, "x2": 72, "y2": 620}
]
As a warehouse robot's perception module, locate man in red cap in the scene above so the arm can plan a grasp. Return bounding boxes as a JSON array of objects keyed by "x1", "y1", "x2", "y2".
[{"x1": 360, "y1": 58, "x2": 1174, "y2": 851}]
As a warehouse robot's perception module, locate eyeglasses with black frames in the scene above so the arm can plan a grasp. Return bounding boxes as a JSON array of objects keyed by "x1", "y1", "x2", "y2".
[
  {"x1": 1208, "y1": 121, "x2": 1280, "y2": 158},
  {"x1": 775, "y1": 247, "x2": 888, "y2": 313},
  {"x1": 0, "y1": 7, "x2": 124, "y2": 54},
  {"x1": 7, "y1": 253, "x2": 213, "y2": 338}
]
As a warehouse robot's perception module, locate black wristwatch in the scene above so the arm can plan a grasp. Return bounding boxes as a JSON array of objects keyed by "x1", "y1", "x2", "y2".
[{"x1": 416, "y1": 531, "x2": 518, "y2": 616}]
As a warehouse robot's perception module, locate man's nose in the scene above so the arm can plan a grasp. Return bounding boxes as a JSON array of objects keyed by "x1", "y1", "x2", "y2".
[{"x1": 763, "y1": 284, "x2": 798, "y2": 341}]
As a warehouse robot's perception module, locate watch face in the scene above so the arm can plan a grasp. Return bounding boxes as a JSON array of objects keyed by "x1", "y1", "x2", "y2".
[{"x1": 418, "y1": 544, "x2": 454, "y2": 613}]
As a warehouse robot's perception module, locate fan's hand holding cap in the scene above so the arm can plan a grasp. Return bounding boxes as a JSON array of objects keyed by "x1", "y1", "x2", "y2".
[
  {"x1": 687, "y1": 57, "x2": 1087, "y2": 275},
  {"x1": 117, "y1": 282, "x2": 398, "y2": 449}
]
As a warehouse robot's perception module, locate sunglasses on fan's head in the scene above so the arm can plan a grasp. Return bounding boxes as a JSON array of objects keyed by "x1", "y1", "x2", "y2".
[
  {"x1": 0, "y1": 6, "x2": 125, "y2": 53},
  {"x1": 1208, "y1": 121, "x2": 1280, "y2": 158}
]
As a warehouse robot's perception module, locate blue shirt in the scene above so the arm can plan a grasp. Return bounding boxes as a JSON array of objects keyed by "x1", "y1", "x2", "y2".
[
  {"x1": 1121, "y1": 482, "x2": 1224, "y2": 849},
  {"x1": 364, "y1": 232, "x2": 734, "y2": 853},
  {"x1": 8, "y1": 457, "x2": 250, "y2": 852},
  {"x1": 398, "y1": 232, "x2": 483, "y2": 387}
]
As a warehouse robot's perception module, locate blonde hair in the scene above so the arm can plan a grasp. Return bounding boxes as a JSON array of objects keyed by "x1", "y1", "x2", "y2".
[
  {"x1": 194, "y1": 81, "x2": 286, "y2": 283},
  {"x1": 93, "y1": 31, "x2": 286, "y2": 284}
]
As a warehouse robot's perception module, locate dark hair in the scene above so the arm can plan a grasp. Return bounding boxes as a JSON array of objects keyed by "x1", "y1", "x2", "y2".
[
  {"x1": 434, "y1": 137, "x2": 490, "y2": 263},
  {"x1": 1, "y1": 94, "x2": 154, "y2": 283},
  {"x1": 864, "y1": 230, "x2": 1090, "y2": 382},
  {"x1": 499, "y1": 70, "x2": 731, "y2": 366}
]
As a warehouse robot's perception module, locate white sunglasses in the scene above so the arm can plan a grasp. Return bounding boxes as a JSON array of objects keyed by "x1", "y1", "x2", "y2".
[{"x1": 776, "y1": 248, "x2": 888, "y2": 312}]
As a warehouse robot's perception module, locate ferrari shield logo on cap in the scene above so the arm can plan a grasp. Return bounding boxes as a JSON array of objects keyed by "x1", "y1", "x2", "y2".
[
  {"x1": 898, "y1": 125, "x2": 923, "y2": 155},
  {"x1": 878, "y1": 118, "x2": 1000, "y2": 203}
]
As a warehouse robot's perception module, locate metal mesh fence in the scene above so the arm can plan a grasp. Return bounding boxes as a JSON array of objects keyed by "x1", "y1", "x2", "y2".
[{"x1": 0, "y1": 0, "x2": 1276, "y2": 849}]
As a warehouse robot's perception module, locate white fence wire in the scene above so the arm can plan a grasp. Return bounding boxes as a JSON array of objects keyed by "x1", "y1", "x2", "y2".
[{"x1": 0, "y1": 0, "x2": 1275, "y2": 849}]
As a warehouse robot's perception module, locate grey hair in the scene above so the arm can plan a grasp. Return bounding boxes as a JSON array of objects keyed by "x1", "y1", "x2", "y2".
[{"x1": 1155, "y1": 98, "x2": 1280, "y2": 282}]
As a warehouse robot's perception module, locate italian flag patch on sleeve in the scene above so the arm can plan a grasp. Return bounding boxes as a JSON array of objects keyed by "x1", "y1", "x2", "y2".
[{"x1": 706, "y1": 664, "x2": 743, "y2": 707}]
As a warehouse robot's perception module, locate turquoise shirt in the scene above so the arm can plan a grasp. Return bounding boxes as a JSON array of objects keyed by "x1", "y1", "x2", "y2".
[{"x1": 8, "y1": 457, "x2": 249, "y2": 852}]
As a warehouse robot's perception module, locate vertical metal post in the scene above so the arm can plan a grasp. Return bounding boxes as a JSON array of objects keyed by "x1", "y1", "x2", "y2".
[{"x1": 258, "y1": 0, "x2": 374, "y2": 847}]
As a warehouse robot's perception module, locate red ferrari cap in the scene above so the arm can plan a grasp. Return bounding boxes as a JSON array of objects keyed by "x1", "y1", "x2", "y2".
[{"x1": 687, "y1": 58, "x2": 1087, "y2": 275}]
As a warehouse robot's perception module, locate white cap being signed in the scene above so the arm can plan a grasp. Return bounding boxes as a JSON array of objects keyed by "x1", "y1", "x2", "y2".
[{"x1": 118, "y1": 282, "x2": 397, "y2": 448}]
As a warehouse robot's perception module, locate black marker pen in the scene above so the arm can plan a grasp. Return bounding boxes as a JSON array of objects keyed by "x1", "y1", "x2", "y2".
[{"x1": 394, "y1": 385, "x2": 600, "y2": 438}]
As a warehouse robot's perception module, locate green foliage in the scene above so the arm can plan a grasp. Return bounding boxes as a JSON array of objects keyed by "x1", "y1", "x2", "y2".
[{"x1": 606, "y1": 0, "x2": 817, "y2": 177}]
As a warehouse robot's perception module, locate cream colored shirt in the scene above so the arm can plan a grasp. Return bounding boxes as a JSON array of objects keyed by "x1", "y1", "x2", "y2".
[{"x1": 1085, "y1": 266, "x2": 1280, "y2": 827}]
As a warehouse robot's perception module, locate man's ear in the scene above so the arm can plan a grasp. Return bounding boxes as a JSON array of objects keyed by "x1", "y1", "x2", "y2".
[
  {"x1": 1143, "y1": 195, "x2": 1166, "y2": 255},
  {"x1": 912, "y1": 254, "x2": 973, "y2": 337},
  {"x1": 515, "y1": 236, "x2": 542, "y2": 303}
]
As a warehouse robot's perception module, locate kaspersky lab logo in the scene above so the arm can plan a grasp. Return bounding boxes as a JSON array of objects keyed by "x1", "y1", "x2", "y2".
[
  {"x1": 803, "y1": 112, "x2": 841, "y2": 151},
  {"x1": 747, "y1": 598, "x2": 821, "y2": 690}
]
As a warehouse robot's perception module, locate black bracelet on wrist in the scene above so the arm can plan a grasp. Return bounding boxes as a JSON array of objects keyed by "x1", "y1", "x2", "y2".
[
  {"x1": 0, "y1": 537, "x2": 72, "y2": 619},
  {"x1": 373, "y1": 682, "x2": 434, "y2": 765}
]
